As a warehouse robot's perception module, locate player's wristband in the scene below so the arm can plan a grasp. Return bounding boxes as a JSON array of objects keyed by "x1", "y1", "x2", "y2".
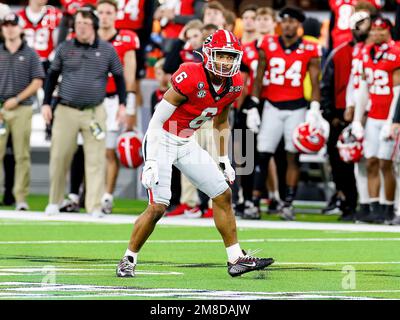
[
  {"x1": 126, "y1": 92, "x2": 136, "y2": 116},
  {"x1": 242, "y1": 96, "x2": 259, "y2": 111}
]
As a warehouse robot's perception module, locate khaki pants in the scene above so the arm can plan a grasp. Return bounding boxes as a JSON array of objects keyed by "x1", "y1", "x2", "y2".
[
  {"x1": 0, "y1": 106, "x2": 33, "y2": 203},
  {"x1": 180, "y1": 120, "x2": 218, "y2": 207},
  {"x1": 49, "y1": 104, "x2": 106, "y2": 213}
]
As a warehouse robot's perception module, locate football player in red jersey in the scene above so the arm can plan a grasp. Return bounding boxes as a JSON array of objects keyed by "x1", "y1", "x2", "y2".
[
  {"x1": 18, "y1": 0, "x2": 62, "y2": 72},
  {"x1": 236, "y1": 6, "x2": 282, "y2": 219},
  {"x1": 114, "y1": 0, "x2": 154, "y2": 77},
  {"x1": 96, "y1": 0, "x2": 139, "y2": 215},
  {"x1": 329, "y1": 0, "x2": 383, "y2": 50},
  {"x1": 244, "y1": 6, "x2": 321, "y2": 221},
  {"x1": 116, "y1": 30, "x2": 274, "y2": 278},
  {"x1": 320, "y1": 5, "x2": 374, "y2": 222},
  {"x1": 344, "y1": 3, "x2": 377, "y2": 222},
  {"x1": 352, "y1": 17, "x2": 400, "y2": 224}
]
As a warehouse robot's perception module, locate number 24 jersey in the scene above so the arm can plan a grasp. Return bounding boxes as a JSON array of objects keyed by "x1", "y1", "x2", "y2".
[
  {"x1": 258, "y1": 35, "x2": 321, "y2": 106},
  {"x1": 164, "y1": 62, "x2": 243, "y2": 138}
]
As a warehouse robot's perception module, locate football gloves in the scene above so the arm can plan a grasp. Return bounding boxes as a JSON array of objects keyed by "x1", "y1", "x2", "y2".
[
  {"x1": 141, "y1": 160, "x2": 159, "y2": 189},
  {"x1": 305, "y1": 101, "x2": 322, "y2": 130},
  {"x1": 219, "y1": 155, "x2": 235, "y2": 184},
  {"x1": 351, "y1": 121, "x2": 364, "y2": 140},
  {"x1": 242, "y1": 96, "x2": 261, "y2": 134}
]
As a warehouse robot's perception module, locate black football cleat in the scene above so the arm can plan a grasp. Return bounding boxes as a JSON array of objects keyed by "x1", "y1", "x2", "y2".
[
  {"x1": 268, "y1": 199, "x2": 283, "y2": 214},
  {"x1": 227, "y1": 251, "x2": 274, "y2": 277},
  {"x1": 116, "y1": 256, "x2": 135, "y2": 277}
]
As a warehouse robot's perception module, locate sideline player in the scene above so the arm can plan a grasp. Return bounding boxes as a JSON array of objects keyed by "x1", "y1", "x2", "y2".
[
  {"x1": 116, "y1": 30, "x2": 274, "y2": 278},
  {"x1": 18, "y1": 0, "x2": 62, "y2": 72},
  {"x1": 353, "y1": 17, "x2": 400, "y2": 224},
  {"x1": 239, "y1": 6, "x2": 282, "y2": 219},
  {"x1": 245, "y1": 6, "x2": 321, "y2": 221},
  {"x1": 97, "y1": 0, "x2": 139, "y2": 214}
]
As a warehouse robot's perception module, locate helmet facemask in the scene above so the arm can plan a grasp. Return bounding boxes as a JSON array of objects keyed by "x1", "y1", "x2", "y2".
[{"x1": 204, "y1": 47, "x2": 243, "y2": 77}]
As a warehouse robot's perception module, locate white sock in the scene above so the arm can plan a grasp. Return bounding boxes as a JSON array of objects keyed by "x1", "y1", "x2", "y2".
[
  {"x1": 268, "y1": 191, "x2": 275, "y2": 200},
  {"x1": 226, "y1": 243, "x2": 244, "y2": 263},
  {"x1": 268, "y1": 191, "x2": 280, "y2": 201},
  {"x1": 125, "y1": 248, "x2": 138, "y2": 264}
]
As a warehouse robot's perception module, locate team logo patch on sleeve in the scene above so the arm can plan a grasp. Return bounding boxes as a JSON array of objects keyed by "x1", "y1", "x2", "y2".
[{"x1": 197, "y1": 90, "x2": 206, "y2": 98}]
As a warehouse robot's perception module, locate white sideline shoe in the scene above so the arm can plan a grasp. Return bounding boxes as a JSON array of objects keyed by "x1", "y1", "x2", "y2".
[
  {"x1": 45, "y1": 204, "x2": 60, "y2": 215},
  {"x1": 16, "y1": 202, "x2": 29, "y2": 211}
]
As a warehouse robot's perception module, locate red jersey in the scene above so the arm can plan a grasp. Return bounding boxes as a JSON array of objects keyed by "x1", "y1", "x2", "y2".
[
  {"x1": 60, "y1": 0, "x2": 97, "y2": 15},
  {"x1": 329, "y1": 0, "x2": 385, "y2": 49},
  {"x1": 18, "y1": 6, "x2": 62, "y2": 60},
  {"x1": 115, "y1": 0, "x2": 146, "y2": 31},
  {"x1": 351, "y1": 42, "x2": 367, "y2": 90},
  {"x1": 329, "y1": 0, "x2": 357, "y2": 49},
  {"x1": 163, "y1": 0, "x2": 195, "y2": 39},
  {"x1": 362, "y1": 40, "x2": 400, "y2": 120},
  {"x1": 241, "y1": 40, "x2": 259, "y2": 94},
  {"x1": 106, "y1": 29, "x2": 140, "y2": 94},
  {"x1": 166, "y1": 63, "x2": 244, "y2": 138},
  {"x1": 258, "y1": 35, "x2": 321, "y2": 107}
]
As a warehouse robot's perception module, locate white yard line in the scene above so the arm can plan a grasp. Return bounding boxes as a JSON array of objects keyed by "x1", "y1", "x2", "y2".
[
  {"x1": 2, "y1": 237, "x2": 400, "y2": 245},
  {"x1": 0, "y1": 282, "x2": 397, "y2": 300},
  {"x1": 1, "y1": 210, "x2": 400, "y2": 233},
  {"x1": 0, "y1": 292, "x2": 379, "y2": 300}
]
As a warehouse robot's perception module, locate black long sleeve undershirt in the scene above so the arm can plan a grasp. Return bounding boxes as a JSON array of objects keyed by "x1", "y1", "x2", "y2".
[
  {"x1": 114, "y1": 72, "x2": 127, "y2": 105},
  {"x1": 43, "y1": 69, "x2": 61, "y2": 105}
]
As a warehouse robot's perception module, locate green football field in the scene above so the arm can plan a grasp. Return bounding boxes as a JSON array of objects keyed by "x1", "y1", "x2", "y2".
[{"x1": 1, "y1": 197, "x2": 400, "y2": 300}]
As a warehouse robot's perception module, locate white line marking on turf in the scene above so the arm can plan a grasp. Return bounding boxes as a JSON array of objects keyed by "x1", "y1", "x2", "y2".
[
  {"x1": 2, "y1": 238, "x2": 400, "y2": 245},
  {"x1": 0, "y1": 293, "x2": 380, "y2": 300},
  {"x1": 1, "y1": 210, "x2": 400, "y2": 233},
  {"x1": 0, "y1": 268, "x2": 182, "y2": 276},
  {"x1": 2, "y1": 261, "x2": 400, "y2": 268},
  {"x1": 0, "y1": 282, "x2": 397, "y2": 300}
]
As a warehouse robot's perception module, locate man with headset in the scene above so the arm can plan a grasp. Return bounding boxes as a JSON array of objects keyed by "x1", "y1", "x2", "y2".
[{"x1": 42, "y1": 7, "x2": 126, "y2": 217}]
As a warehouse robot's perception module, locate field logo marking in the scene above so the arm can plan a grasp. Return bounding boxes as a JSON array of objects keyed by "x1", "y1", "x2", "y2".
[
  {"x1": 342, "y1": 265, "x2": 356, "y2": 290},
  {"x1": 41, "y1": 266, "x2": 56, "y2": 287}
]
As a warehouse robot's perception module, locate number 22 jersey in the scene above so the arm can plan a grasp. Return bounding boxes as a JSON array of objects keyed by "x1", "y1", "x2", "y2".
[
  {"x1": 362, "y1": 40, "x2": 400, "y2": 120},
  {"x1": 164, "y1": 62, "x2": 243, "y2": 138}
]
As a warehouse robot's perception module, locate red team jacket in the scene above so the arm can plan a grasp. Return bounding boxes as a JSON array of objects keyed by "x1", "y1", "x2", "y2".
[
  {"x1": 258, "y1": 35, "x2": 321, "y2": 108},
  {"x1": 18, "y1": 6, "x2": 63, "y2": 61},
  {"x1": 362, "y1": 40, "x2": 400, "y2": 120},
  {"x1": 165, "y1": 62, "x2": 243, "y2": 138},
  {"x1": 332, "y1": 41, "x2": 354, "y2": 109},
  {"x1": 106, "y1": 29, "x2": 140, "y2": 94}
]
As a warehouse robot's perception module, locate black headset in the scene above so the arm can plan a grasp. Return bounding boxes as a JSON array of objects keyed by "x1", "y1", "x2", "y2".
[{"x1": 72, "y1": 6, "x2": 99, "y2": 31}]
